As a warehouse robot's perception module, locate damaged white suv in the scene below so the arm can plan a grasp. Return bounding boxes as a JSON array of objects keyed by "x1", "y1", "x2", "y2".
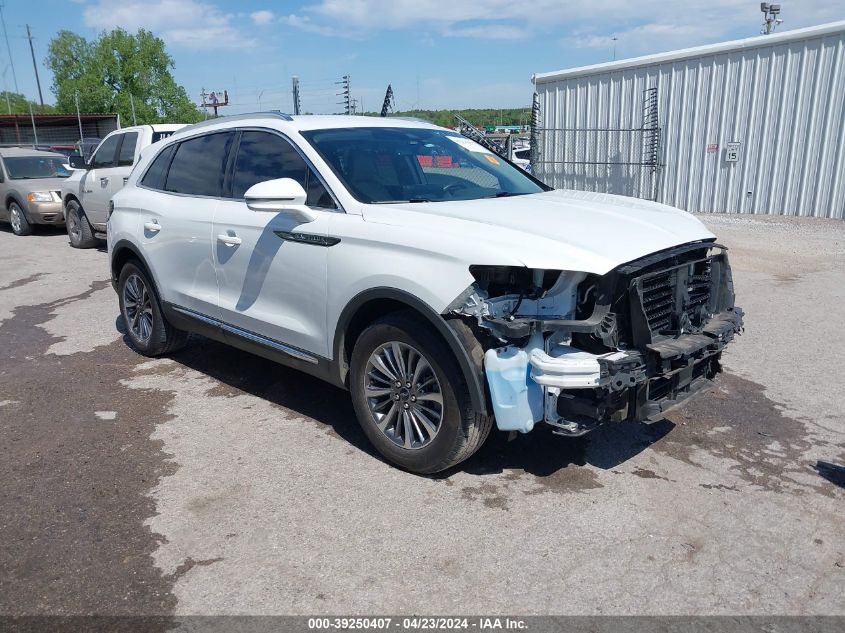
[{"x1": 108, "y1": 113, "x2": 743, "y2": 474}]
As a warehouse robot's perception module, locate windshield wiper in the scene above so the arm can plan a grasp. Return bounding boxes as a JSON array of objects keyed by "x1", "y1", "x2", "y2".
[
  {"x1": 488, "y1": 191, "x2": 524, "y2": 198},
  {"x1": 374, "y1": 198, "x2": 432, "y2": 204}
]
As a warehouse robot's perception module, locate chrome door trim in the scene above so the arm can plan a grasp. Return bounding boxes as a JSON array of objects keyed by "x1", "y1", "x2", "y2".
[{"x1": 170, "y1": 305, "x2": 319, "y2": 364}]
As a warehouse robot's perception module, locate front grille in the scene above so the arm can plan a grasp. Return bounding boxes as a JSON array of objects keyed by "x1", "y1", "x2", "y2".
[{"x1": 637, "y1": 255, "x2": 713, "y2": 336}]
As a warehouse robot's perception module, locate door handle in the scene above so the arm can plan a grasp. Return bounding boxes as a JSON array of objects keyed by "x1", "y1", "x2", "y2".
[
  {"x1": 100, "y1": 177, "x2": 109, "y2": 187},
  {"x1": 143, "y1": 221, "x2": 161, "y2": 233},
  {"x1": 217, "y1": 234, "x2": 242, "y2": 246}
]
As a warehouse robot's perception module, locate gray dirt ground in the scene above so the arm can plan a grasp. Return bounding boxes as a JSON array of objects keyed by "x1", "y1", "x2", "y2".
[{"x1": 0, "y1": 214, "x2": 843, "y2": 617}]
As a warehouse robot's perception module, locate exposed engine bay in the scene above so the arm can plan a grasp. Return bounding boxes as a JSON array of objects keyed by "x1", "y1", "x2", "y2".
[{"x1": 447, "y1": 240, "x2": 744, "y2": 436}]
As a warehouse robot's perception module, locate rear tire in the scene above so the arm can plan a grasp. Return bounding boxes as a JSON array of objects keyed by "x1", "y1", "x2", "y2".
[
  {"x1": 66, "y1": 200, "x2": 97, "y2": 248},
  {"x1": 117, "y1": 260, "x2": 188, "y2": 356},
  {"x1": 9, "y1": 202, "x2": 33, "y2": 236},
  {"x1": 349, "y1": 311, "x2": 493, "y2": 474}
]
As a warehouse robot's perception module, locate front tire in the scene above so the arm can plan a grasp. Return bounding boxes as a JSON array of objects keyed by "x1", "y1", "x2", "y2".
[
  {"x1": 9, "y1": 202, "x2": 33, "y2": 236},
  {"x1": 349, "y1": 311, "x2": 493, "y2": 474},
  {"x1": 117, "y1": 261, "x2": 188, "y2": 356},
  {"x1": 65, "y1": 200, "x2": 97, "y2": 248}
]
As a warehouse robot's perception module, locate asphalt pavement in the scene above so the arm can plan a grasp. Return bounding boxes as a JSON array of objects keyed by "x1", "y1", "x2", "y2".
[{"x1": 0, "y1": 215, "x2": 843, "y2": 617}]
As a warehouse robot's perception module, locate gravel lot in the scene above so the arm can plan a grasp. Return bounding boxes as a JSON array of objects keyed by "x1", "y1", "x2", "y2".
[{"x1": 0, "y1": 214, "x2": 843, "y2": 617}]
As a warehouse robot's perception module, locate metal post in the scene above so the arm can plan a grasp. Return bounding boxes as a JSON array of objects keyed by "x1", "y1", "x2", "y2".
[
  {"x1": 74, "y1": 92, "x2": 83, "y2": 144},
  {"x1": 26, "y1": 25, "x2": 43, "y2": 107},
  {"x1": 2, "y1": 65, "x2": 11, "y2": 114},
  {"x1": 28, "y1": 101, "x2": 37, "y2": 145},
  {"x1": 129, "y1": 93, "x2": 137, "y2": 125}
]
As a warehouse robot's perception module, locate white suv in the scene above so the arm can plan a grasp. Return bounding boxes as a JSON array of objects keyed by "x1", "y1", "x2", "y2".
[
  {"x1": 63, "y1": 124, "x2": 184, "y2": 248},
  {"x1": 108, "y1": 113, "x2": 743, "y2": 473}
]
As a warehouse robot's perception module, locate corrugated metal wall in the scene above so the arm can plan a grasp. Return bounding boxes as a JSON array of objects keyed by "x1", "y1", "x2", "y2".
[{"x1": 534, "y1": 23, "x2": 845, "y2": 218}]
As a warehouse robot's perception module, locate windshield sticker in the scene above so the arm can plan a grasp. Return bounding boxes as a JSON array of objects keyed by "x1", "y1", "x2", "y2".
[
  {"x1": 483, "y1": 154, "x2": 500, "y2": 166},
  {"x1": 447, "y1": 136, "x2": 492, "y2": 154}
]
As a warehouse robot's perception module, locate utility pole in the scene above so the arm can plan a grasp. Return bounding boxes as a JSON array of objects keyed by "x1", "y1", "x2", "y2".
[
  {"x1": 74, "y1": 92, "x2": 83, "y2": 144},
  {"x1": 0, "y1": 4, "x2": 17, "y2": 95},
  {"x1": 336, "y1": 74, "x2": 350, "y2": 115},
  {"x1": 25, "y1": 25, "x2": 43, "y2": 107},
  {"x1": 28, "y1": 101, "x2": 37, "y2": 145},
  {"x1": 129, "y1": 93, "x2": 137, "y2": 125},
  {"x1": 292, "y1": 76, "x2": 301, "y2": 115}
]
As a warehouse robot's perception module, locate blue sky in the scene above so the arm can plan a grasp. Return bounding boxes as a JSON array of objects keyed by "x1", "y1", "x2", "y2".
[{"x1": 2, "y1": 1, "x2": 841, "y2": 113}]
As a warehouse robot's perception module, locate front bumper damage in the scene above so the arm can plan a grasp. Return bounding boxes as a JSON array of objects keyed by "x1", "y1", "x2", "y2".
[{"x1": 452, "y1": 241, "x2": 744, "y2": 436}]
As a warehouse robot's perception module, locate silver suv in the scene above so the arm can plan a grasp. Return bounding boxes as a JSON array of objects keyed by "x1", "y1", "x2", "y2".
[{"x1": 0, "y1": 147, "x2": 70, "y2": 236}]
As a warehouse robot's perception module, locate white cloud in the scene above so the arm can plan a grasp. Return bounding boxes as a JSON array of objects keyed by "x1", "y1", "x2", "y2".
[
  {"x1": 282, "y1": 14, "x2": 350, "y2": 38},
  {"x1": 83, "y1": 0, "x2": 251, "y2": 49},
  {"x1": 442, "y1": 25, "x2": 528, "y2": 41},
  {"x1": 293, "y1": 0, "x2": 841, "y2": 49},
  {"x1": 250, "y1": 10, "x2": 275, "y2": 26}
]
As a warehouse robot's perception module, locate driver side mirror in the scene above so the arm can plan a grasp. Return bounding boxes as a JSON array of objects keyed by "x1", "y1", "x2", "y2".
[
  {"x1": 244, "y1": 178, "x2": 318, "y2": 223},
  {"x1": 68, "y1": 155, "x2": 89, "y2": 170}
]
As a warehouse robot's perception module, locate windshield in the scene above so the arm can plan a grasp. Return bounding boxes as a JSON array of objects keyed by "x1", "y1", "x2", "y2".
[
  {"x1": 301, "y1": 127, "x2": 548, "y2": 203},
  {"x1": 4, "y1": 156, "x2": 70, "y2": 179}
]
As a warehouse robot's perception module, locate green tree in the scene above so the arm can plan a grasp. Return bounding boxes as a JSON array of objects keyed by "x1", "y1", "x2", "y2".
[
  {"x1": 0, "y1": 91, "x2": 55, "y2": 115},
  {"x1": 46, "y1": 28, "x2": 203, "y2": 124}
]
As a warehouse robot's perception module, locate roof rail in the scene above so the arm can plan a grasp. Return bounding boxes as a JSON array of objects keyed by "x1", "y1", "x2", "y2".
[{"x1": 179, "y1": 111, "x2": 294, "y2": 134}]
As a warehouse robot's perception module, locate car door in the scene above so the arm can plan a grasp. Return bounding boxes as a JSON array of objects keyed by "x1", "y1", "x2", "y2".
[
  {"x1": 111, "y1": 130, "x2": 139, "y2": 195},
  {"x1": 212, "y1": 129, "x2": 337, "y2": 358},
  {"x1": 139, "y1": 132, "x2": 235, "y2": 317},
  {"x1": 81, "y1": 133, "x2": 122, "y2": 226}
]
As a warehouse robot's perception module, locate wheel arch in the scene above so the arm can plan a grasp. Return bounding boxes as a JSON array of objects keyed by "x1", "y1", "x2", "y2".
[
  {"x1": 110, "y1": 239, "x2": 158, "y2": 291},
  {"x1": 63, "y1": 192, "x2": 81, "y2": 210},
  {"x1": 5, "y1": 192, "x2": 26, "y2": 216},
  {"x1": 333, "y1": 288, "x2": 489, "y2": 416}
]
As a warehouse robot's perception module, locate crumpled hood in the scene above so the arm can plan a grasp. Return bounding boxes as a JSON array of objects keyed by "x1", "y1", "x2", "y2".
[{"x1": 361, "y1": 189, "x2": 715, "y2": 274}]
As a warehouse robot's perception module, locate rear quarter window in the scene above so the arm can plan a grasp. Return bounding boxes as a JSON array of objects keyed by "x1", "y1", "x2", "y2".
[
  {"x1": 140, "y1": 144, "x2": 176, "y2": 190},
  {"x1": 117, "y1": 132, "x2": 139, "y2": 167},
  {"x1": 164, "y1": 132, "x2": 234, "y2": 197}
]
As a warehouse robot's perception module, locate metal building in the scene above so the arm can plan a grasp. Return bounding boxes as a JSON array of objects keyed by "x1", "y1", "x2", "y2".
[{"x1": 532, "y1": 21, "x2": 845, "y2": 219}]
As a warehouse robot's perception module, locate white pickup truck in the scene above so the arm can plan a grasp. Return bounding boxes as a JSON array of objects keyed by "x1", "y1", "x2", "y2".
[{"x1": 62, "y1": 124, "x2": 184, "y2": 248}]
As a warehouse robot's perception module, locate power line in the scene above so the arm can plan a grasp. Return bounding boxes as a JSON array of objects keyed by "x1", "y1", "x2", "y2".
[{"x1": 0, "y1": 3, "x2": 18, "y2": 93}]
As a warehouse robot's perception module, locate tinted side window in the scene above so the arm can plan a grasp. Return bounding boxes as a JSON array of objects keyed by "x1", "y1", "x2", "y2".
[
  {"x1": 165, "y1": 132, "x2": 233, "y2": 197},
  {"x1": 140, "y1": 144, "x2": 176, "y2": 190},
  {"x1": 91, "y1": 134, "x2": 120, "y2": 169},
  {"x1": 232, "y1": 131, "x2": 335, "y2": 208},
  {"x1": 117, "y1": 132, "x2": 139, "y2": 167}
]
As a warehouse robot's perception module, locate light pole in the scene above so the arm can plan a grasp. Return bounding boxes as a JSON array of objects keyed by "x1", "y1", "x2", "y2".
[
  {"x1": 258, "y1": 89, "x2": 265, "y2": 111},
  {"x1": 760, "y1": 3, "x2": 783, "y2": 34}
]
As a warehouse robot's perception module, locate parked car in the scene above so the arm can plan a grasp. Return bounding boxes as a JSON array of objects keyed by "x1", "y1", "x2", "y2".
[
  {"x1": 62, "y1": 124, "x2": 185, "y2": 248},
  {"x1": 0, "y1": 147, "x2": 71, "y2": 236},
  {"x1": 108, "y1": 113, "x2": 743, "y2": 474}
]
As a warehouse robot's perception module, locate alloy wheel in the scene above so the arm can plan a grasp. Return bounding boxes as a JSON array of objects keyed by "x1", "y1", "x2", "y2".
[
  {"x1": 67, "y1": 209, "x2": 81, "y2": 241},
  {"x1": 364, "y1": 341, "x2": 444, "y2": 449},
  {"x1": 123, "y1": 274, "x2": 154, "y2": 343},
  {"x1": 10, "y1": 207, "x2": 21, "y2": 233}
]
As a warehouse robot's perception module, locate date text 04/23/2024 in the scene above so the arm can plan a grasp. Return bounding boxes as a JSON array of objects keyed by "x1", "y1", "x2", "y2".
[{"x1": 307, "y1": 617, "x2": 528, "y2": 630}]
